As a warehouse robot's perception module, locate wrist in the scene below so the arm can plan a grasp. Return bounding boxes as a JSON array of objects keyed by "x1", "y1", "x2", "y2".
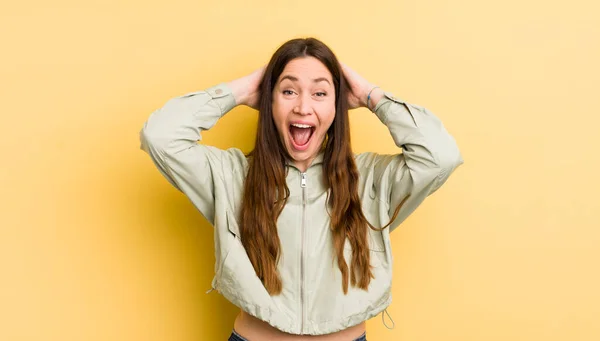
[
  {"x1": 227, "y1": 78, "x2": 251, "y2": 106},
  {"x1": 364, "y1": 86, "x2": 384, "y2": 110}
]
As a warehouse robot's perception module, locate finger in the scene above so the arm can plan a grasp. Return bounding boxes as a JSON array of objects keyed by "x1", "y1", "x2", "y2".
[{"x1": 340, "y1": 62, "x2": 351, "y2": 75}]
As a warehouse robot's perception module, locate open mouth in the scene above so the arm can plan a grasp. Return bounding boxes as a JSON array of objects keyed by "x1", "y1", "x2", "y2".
[{"x1": 288, "y1": 123, "x2": 315, "y2": 151}]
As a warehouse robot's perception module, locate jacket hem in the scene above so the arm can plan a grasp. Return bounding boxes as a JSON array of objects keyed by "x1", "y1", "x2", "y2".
[{"x1": 218, "y1": 283, "x2": 392, "y2": 335}]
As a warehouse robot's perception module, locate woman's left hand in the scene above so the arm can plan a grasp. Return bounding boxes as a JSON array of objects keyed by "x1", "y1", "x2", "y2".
[{"x1": 341, "y1": 63, "x2": 382, "y2": 110}]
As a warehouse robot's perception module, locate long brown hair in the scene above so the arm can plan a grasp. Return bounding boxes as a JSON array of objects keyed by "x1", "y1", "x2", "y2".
[{"x1": 240, "y1": 37, "x2": 404, "y2": 295}]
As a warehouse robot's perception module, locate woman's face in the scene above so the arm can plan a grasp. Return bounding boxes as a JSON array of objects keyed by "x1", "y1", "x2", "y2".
[{"x1": 272, "y1": 56, "x2": 336, "y2": 171}]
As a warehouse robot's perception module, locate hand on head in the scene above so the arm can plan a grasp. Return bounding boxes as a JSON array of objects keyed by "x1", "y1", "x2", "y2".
[
  {"x1": 228, "y1": 65, "x2": 266, "y2": 110},
  {"x1": 230, "y1": 62, "x2": 379, "y2": 111},
  {"x1": 340, "y1": 62, "x2": 376, "y2": 110}
]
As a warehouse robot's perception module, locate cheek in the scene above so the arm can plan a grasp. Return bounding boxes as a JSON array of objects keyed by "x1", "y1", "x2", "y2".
[
  {"x1": 271, "y1": 102, "x2": 287, "y2": 129},
  {"x1": 319, "y1": 104, "x2": 336, "y2": 131}
]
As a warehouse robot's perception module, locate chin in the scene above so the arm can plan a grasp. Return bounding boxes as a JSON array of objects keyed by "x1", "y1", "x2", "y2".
[{"x1": 286, "y1": 137, "x2": 324, "y2": 161}]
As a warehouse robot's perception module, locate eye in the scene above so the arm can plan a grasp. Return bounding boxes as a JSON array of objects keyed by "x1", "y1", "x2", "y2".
[
  {"x1": 283, "y1": 90, "x2": 295, "y2": 95},
  {"x1": 315, "y1": 92, "x2": 327, "y2": 97}
]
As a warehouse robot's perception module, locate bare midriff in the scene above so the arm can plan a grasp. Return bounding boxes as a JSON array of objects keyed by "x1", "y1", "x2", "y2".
[{"x1": 233, "y1": 310, "x2": 366, "y2": 341}]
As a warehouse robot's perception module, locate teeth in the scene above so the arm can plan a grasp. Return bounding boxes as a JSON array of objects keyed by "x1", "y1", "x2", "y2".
[{"x1": 291, "y1": 123, "x2": 312, "y2": 128}]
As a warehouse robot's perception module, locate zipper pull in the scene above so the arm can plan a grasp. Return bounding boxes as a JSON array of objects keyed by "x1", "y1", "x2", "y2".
[{"x1": 301, "y1": 172, "x2": 307, "y2": 188}]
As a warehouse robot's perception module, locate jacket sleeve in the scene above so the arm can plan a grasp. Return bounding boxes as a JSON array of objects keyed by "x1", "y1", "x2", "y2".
[
  {"x1": 139, "y1": 83, "x2": 243, "y2": 225},
  {"x1": 356, "y1": 92, "x2": 464, "y2": 232}
]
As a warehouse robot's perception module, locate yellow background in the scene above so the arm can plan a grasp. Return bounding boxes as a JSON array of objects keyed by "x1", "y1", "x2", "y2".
[{"x1": 2, "y1": 0, "x2": 599, "y2": 340}]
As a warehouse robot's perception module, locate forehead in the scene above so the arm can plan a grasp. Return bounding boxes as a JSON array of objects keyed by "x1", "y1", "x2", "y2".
[{"x1": 278, "y1": 57, "x2": 333, "y2": 84}]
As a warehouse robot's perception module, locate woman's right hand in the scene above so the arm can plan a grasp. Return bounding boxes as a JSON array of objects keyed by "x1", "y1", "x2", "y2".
[{"x1": 227, "y1": 66, "x2": 266, "y2": 110}]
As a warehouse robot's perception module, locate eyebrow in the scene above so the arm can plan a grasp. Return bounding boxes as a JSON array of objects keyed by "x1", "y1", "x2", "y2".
[{"x1": 279, "y1": 75, "x2": 331, "y2": 85}]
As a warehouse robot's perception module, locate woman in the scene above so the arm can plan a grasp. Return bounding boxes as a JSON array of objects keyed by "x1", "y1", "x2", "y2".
[{"x1": 140, "y1": 37, "x2": 463, "y2": 340}]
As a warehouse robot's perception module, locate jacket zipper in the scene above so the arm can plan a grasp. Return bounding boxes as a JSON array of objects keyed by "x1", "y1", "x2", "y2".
[{"x1": 300, "y1": 172, "x2": 307, "y2": 333}]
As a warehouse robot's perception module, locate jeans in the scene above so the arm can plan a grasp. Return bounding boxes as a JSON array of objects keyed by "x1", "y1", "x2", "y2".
[{"x1": 228, "y1": 329, "x2": 367, "y2": 341}]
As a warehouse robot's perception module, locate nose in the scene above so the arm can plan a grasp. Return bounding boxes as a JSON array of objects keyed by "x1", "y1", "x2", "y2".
[{"x1": 293, "y1": 94, "x2": 313, "y2": 116}]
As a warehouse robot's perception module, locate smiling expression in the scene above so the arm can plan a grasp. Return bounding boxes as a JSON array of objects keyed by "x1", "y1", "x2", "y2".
[{"x1": 272, "y1": 57, "x2": 336, "y2": 171}]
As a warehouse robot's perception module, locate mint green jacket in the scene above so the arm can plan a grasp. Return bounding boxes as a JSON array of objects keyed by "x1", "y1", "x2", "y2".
[{"x1": 139, "y1": 83, "x2": 463, "y2": 335}]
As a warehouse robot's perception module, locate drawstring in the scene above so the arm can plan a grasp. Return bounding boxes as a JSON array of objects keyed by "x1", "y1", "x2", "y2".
[
  {"x1": 206, "y1": 278, "x2": 217, "y2": 294},
  {"x1": 381, "y1": 308, "x2": 395, "y2": 329}
]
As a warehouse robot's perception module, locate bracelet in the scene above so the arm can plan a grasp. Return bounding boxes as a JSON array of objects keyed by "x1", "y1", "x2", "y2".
[{"x1": 366, "y1": 86, "x2": 380, "y2": 110}]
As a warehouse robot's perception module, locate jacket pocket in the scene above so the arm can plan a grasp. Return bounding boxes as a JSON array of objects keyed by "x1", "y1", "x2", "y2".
[
  {"x1": 367, "y1": 228, "x2": 386, "y2": 252},
  {"x1": 344, "y1": 228, "x2": 386, "y2": 252},
  {"x1": 343, "y1": 198, "x2": 386, "y2": 252},
  {"x1": 225, "y1": 209, "x2": 241, "y2": 239},
  {"x1": 215, "y1": 210, "x2": 274, "y2": 305},
  {"x1": 212, "y1": 210, "x2": 239, "y2": 290},
  {"x1": 341, "y1": 229, "x2": 387, "y2": 272}
]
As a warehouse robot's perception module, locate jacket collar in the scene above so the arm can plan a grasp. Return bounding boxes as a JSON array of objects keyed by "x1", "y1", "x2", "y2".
[{"x1": 284, "y1": 150, "x2": 327, "y2": 199}]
